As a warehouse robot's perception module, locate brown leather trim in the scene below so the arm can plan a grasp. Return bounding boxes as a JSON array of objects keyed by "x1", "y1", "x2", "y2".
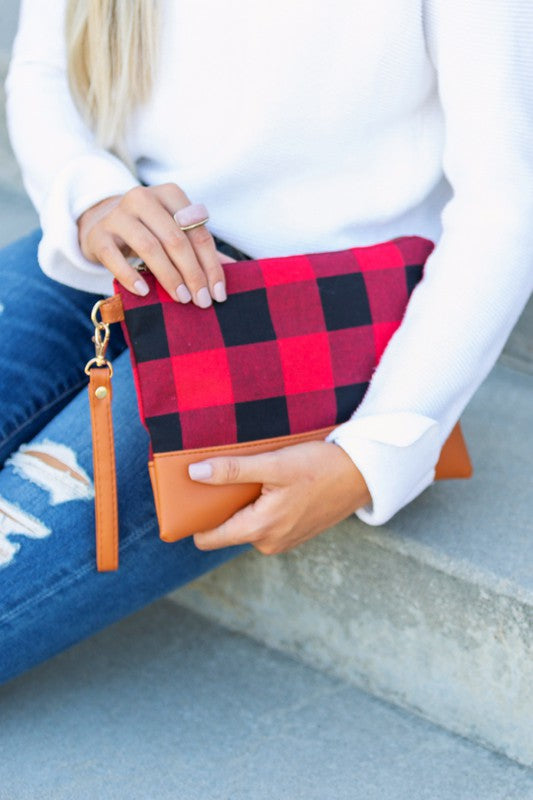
[
  {"x1": 149, "y1": 421, "x2": 472, "y2": 542},
  {"x1": 151, "y1": 427, "x2": 335, "y2": 541},
  {"x1": 99, "y1": 294, "x2": 124, "y2": 324},
  {"x1": 435, "y1": 421, "x2": 473, "y2": 480},
  {"x1": 148, "y1": 460, "x2": 162, "y2": 529},
  {"x1": 153, "y1": 425, "x2": 337, "y2": 460},
  {"x1": 88, "y1": 366, "x2": 119, "y2": 571}
]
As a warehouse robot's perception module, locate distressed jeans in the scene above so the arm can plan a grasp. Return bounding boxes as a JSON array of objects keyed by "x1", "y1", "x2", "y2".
[{"x1": 0, "y1": 229, "x2": 253, "y2": 685}]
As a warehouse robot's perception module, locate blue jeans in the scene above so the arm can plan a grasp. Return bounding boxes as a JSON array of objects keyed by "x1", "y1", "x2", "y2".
[{"x1": 0, "y1": 229, "x2": 252, "y2": 685}]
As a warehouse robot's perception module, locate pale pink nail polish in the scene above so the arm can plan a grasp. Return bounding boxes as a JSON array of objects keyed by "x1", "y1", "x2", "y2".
[
  {"x1": 213, "y1": 281, "x2": 227, "y2": 302},
  {"x1": 188, "y1": 462, "x2": 213, "y2": 480},
  {"x1": 196, "y1": 287, "x2": 212, "y2": 308},
  {"x1": 176, "y1": 284, "x2": 192, "y2": 303},
  {"x1": 133, "y1": 279, "x2": 149, "y2": 296}
]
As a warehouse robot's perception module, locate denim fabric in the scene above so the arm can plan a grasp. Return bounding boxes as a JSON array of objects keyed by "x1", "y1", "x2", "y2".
[{"x1": 0, "y1": 229, "x2": 252, "y2": 685}]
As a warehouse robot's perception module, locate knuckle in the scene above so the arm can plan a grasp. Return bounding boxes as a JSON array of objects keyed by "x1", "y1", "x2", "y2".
[
  {"x1": 137, "y1": 234, "x2": 159, "y2": 256},
  {"x1": 123, "y1": 185, "x2": 147, "y2": 206},
  {"x1": 223, "y1": 458, "x2": 241, "y2": 483},
  {"x1": 160, "y1": 181, "x2": 186, "y2": 199},
  {"x1": 104, "y1": 206, "x2": 120, "y2": 227},
  {"x1": 172, "y1": 233, "x2": 191, "y2": 252},
  {"x1": 161, "y1": 232, "x2": 181, "y2": 251},
  {"x1": 255, "y1": 540, "x2": 279, "y2": 556},
  {"x1": 188, "y1": 225, "x2": 212, "y2": 247},
  {"x1": 97, "y1": 242, "x2": 114, "y2": 261}
]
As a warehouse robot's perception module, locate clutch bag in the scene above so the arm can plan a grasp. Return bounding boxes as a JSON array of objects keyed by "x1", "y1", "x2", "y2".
[{"x1": 86, "y1": 235, "x2": 473, "y2": 571}]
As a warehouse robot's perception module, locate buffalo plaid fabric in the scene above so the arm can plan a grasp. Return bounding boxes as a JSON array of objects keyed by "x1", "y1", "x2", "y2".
[{"x1": 114, "y1": 236, "x2": 434, "y2": 458}]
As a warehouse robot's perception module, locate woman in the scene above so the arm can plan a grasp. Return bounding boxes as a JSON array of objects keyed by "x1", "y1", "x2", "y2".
[{"x1": 0, "y1": 0, "x2": 531, "y2": 683}]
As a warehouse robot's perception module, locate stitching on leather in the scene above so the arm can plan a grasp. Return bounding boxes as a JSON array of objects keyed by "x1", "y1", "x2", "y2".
[
  {"x1": 91, "y1": 373, "x2": 108, "y2": 570},
  {"x1": 100, "y1": 295, "x2": 124, "y2": 323},
  {"x1": 90, "y1": 375, "x2": 102, "y2": 569},
  {"x1": 151, "y1": 426, "x2": 336, "y2": 460},
  {"x1": 104, "y1": 377, "x2": 118, "y2": 567},
  {"x1": 148, "y1": 463, "x2": 161, "y2": 526}
]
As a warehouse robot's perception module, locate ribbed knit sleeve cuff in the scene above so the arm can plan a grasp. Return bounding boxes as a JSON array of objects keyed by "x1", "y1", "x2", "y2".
[
  {"x1": 325, "y1": 412, "x2": 441, "y2": 525},
  {"x1": 37, "y1": 152, "x2": 140, "y2": 296}
]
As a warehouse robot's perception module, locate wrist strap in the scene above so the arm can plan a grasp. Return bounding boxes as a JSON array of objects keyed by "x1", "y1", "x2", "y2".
[
  {"x1": 88, "y1": 365, "x2": 119, "y2": 571},
  {"x1": 85, "y1": 295, "x2": 125, "y2": 572}
]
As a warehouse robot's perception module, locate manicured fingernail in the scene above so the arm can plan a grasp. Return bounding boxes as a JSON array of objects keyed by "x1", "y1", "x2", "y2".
[
  {"x1": 133, "y1": 279, "x2": 149, "y2": 296},
  {"x1": 188, "y1": 462, "x2": 213, "y2": 480},
  {"x1": 176, "y1": 284, "x2": 192, "y2": 303},
  {"x1": 195, "y1": 287, "x2": 212, "y2": 308},
  {"x1": 213, "y1": 281, "x2": 227, "y2": 302}
]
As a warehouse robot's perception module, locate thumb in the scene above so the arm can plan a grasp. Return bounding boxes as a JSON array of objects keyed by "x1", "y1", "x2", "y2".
[{"x1": 187, "y1": 450, "x2": 281, "y2": 486}]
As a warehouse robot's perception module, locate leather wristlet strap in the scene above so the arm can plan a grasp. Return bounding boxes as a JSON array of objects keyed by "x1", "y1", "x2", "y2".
[
  {"x1": 88, "y1": 365, "x2": 119, "y2": 571},
  {"x1": 86, "y1": 295, "x2": 125, "y2": 572}
]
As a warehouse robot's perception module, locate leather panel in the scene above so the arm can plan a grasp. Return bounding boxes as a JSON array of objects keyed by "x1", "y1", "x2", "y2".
[
  {"x1": 88, "y1": 366, "x2": 119, "y2": 570},
  {"x1": 99, "y1": 294, "x2": 124, "y2": 324},
  {"x1": 149, "y1": 421, "x2": 472, "y2": 542},
  {"x1": 434, "y1": 421, "x2": 473, "y2": 479}
]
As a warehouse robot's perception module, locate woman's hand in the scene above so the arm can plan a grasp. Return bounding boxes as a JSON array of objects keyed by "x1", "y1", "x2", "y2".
[
  {"x1": 188, "y1": 441, "x2": 372, "y2": 555},
  {"x1": 77, "y1": 183, "x2": 235, "y2": 307}
]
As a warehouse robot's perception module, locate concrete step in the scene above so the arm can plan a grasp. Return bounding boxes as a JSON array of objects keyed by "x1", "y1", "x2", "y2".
[
  {"x1": 0, "y1": 50, "x2": 39, "y2": 246},
  {"x1": 1, "y1": 600, "x2": 532, "y2": 800},
  {"x1": 171, "y1": 362, "x2": 533, "y2": 766},
  {"x1": 500, "y1": 295, "x2": 533, "y2": 376},
  {"x1": 0, "y1": 0, "x2": 20, "y2": 54},
  {"x1": 0, "y1": 184, "x2": 38, "y2": 247}
]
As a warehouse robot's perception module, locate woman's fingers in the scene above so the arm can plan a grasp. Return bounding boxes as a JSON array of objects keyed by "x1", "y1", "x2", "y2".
[
  {"x1": 188, "y1": 449, "x2": 282, "y2": 486},
  {"x1": 122, "y1": 186, "x2": 211, "y2": 306},
  {"x1": 152, "y1": 184, "x2": 227, "y2": 303},
  {"x1": 92, "y1": 235, "x2": 151, "y2": 296},
  {"x1": 185, "y1": 224, "x2": 227, "y2": 302},
  {"x1": 122, "y1": 193, "x2": 214, "y2": 306},
  {"x1": 102, "y1": 208, "x2": 190, "y2": 302},
  {"x1": 78, "y1": 183, "x2": 231, "y2": 304}
]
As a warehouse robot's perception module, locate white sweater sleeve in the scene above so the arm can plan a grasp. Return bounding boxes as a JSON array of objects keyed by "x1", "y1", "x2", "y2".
[
  {"x1": 325, "y1": 0, "x2": 533, "y2": 525},
  {"x1": 4, "y1": 0, "x2": 140, "y2": 295}
]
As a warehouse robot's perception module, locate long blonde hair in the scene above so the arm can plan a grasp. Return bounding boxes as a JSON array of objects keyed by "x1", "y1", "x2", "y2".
[{"x1": 66, "y1": 0, "x2": 158, "y2": 164}]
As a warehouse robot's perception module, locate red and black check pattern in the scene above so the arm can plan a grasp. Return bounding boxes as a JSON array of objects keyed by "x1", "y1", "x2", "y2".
[{"x1": 114, "y1": 236, "x2": 434, "y2": 457}]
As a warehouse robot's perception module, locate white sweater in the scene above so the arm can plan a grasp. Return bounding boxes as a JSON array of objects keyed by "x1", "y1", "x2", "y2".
[{"x1": 5, "y1": 0, "x2": 533, "y2": 525}]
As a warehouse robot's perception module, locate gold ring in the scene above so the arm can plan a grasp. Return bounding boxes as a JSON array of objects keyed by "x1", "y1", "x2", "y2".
[{"x1": 179, "y1": 217, "x2": 209, "y2": 232}]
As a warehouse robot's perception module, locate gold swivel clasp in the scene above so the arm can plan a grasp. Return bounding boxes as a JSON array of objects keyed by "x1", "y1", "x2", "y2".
[{"x1": 84, "y1": 298, "x2": 114, "y2": 377}]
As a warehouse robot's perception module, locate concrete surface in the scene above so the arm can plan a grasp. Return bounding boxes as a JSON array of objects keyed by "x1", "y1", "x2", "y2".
[
  {"x1": 172, "y1": 363, "x2": 533, "y2": 766},
  {"x1": 0, "y1": 600, "x2": 532, "y2": 800},
  {"x1": 0, "y1": 0, "x2": 20, "y2": 53},
  {"x1": 0, "y1": 45, "x2": 38, "y2": 245}
]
